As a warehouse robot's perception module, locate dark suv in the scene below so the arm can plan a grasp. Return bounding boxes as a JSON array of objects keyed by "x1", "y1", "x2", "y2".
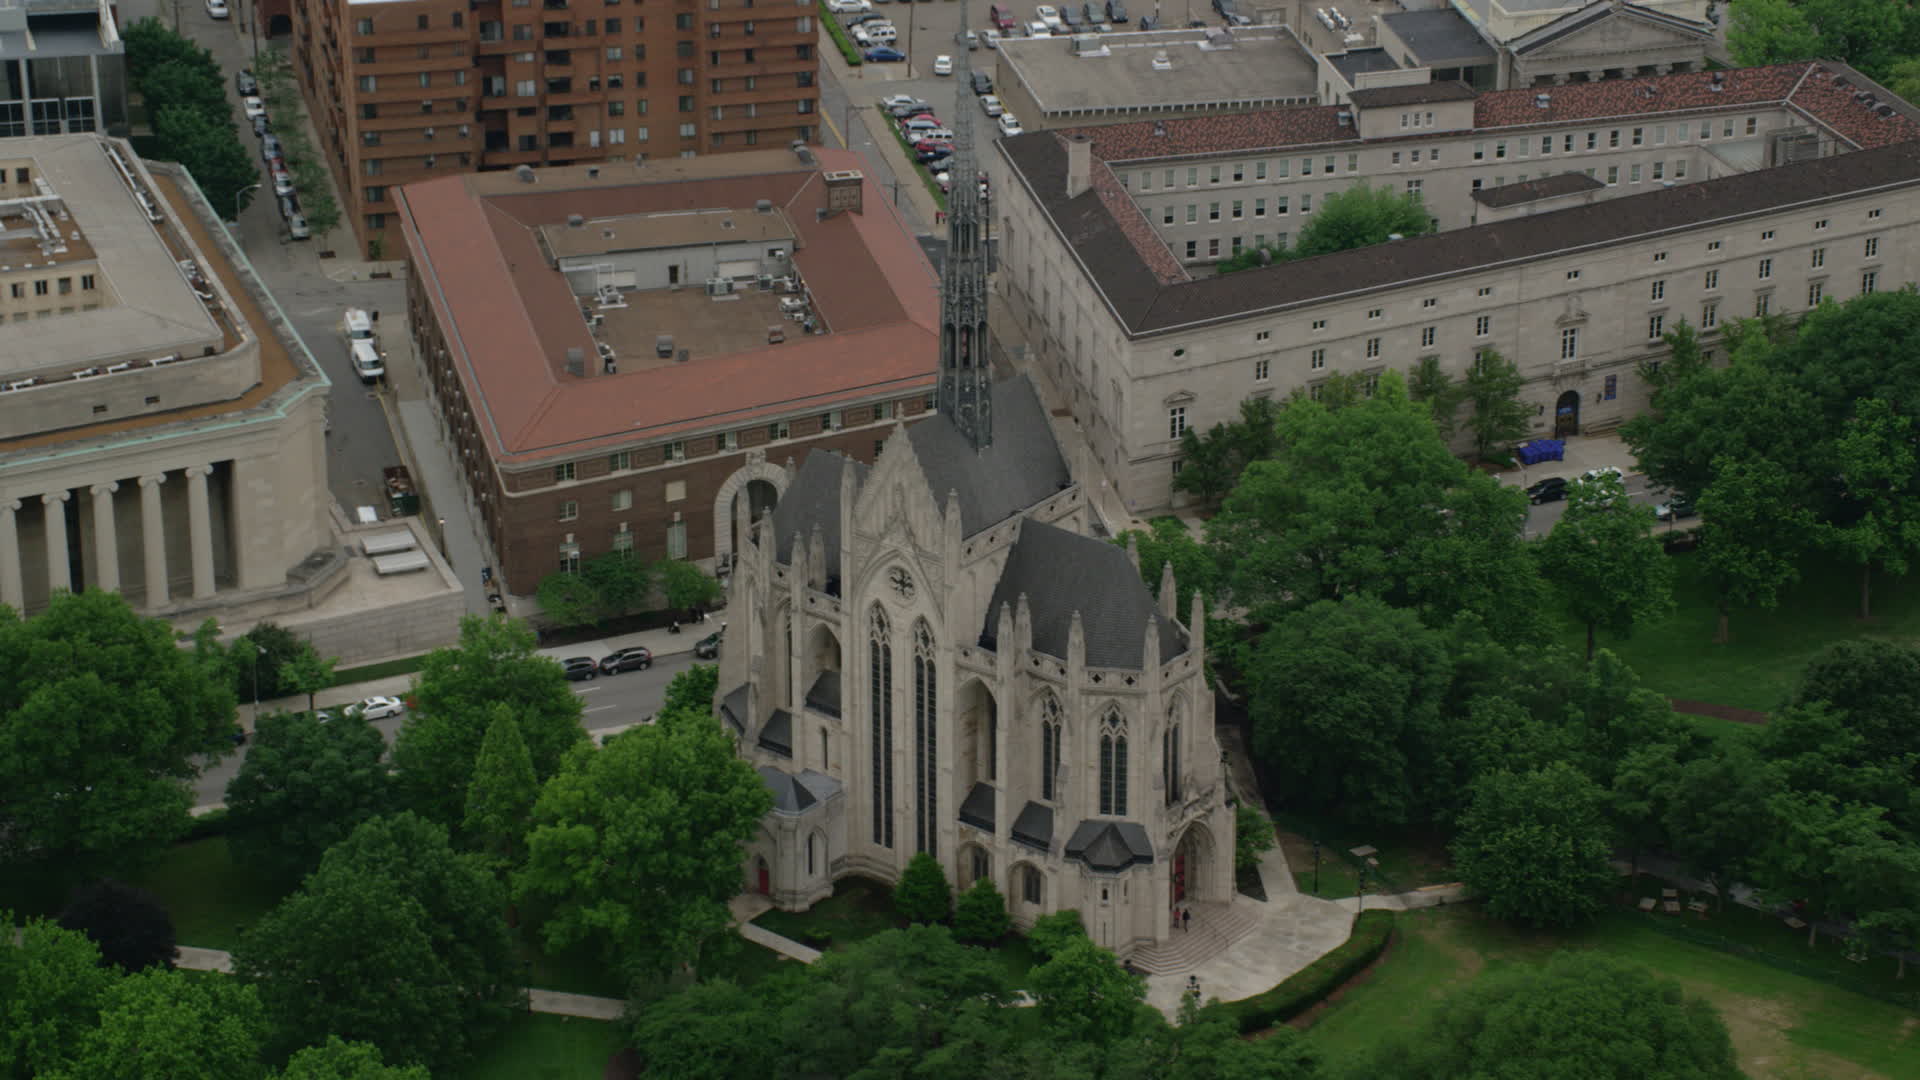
[
  {"x1": 970, "y1": 70, "x2": 992, "y2": 95},
  {"x1": 1105, "y1": 0, "x2": 1128, "y2": 21},
  {"x1": 598, "y1": 646, "x2": 654, "y2": 674},
  {"x1": 1526, "y1": 476, "x2": 1569, "y2": 504},
  {"x1": 561, "y1": 656, "x2": 598, "y2": 681}
]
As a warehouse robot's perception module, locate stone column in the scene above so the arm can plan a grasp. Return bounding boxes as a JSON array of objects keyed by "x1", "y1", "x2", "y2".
[
  {"x1": 140, "y1": 474, "x2": 169, "y2": 608},
  {"x1": 90, "y1": 482, "x2": 120, "y2": 594},
  {"x1": 0, "y1": 499, "x2": 22, "y2": 611},
  {"x1": 185, "y1": 465, "x2": 215, "y2": 600},
  {"x1": 41, "y1": 489, "x2": 71, "y2": 597}
]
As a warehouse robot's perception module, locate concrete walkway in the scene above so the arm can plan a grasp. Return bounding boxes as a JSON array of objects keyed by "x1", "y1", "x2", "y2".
[
  {"x1": 738, "y1": 923, "x2": 824, "y2": 964},
  {"x1": 172, "y1": 944, "x2": 628, "y2": 1020}
]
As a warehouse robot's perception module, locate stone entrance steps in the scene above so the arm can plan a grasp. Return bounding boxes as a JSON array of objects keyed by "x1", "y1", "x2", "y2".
[{"x1": 1128, "y1": 900, "x2": 1262, "y2": 975}]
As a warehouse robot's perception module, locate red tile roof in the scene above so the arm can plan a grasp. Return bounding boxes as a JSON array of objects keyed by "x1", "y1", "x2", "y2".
[{"x1": 398, "y1": 149, "x2": 938, "y2": 466}]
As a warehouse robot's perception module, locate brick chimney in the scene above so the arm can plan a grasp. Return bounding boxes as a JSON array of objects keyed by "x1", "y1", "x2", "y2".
[
  {"x1": 822, "y1": 170, "x2": 864, "y2": 215},
  {"x1": 1065, "y1": 132, "x2": 1093, "y2": 199}
]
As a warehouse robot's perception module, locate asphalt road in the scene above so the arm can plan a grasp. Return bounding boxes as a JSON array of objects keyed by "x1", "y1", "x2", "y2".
[
  {"x1": 1519, "y1": 473, "x2": 1666, "y2": 538},
  {"x1": 191, "y1": 651, "x2": 698, "y2": 807}
]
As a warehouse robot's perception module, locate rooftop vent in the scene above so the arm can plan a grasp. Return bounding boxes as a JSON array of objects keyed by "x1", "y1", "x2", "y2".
[
  {"x1": 1152, "y1": 120, "x2": 1168, "y2": 137},
  {"x1": 1151, "y1": 50, "x2": 1172, "y2": 71},
  {"x1": 722, "y1": 218, "x2": 735, "y2": 229},
  {"x1": 1879, "y1": 104, "x2": 1896, "y2": 116},
  {"x1": 1854, "y1": 91, "x2": 1873, "y2": 103},
  {"x1": 756, "y1": 198, "x2": 773, "y2": 213},
  {"x1": 564, "y1": 347, "x2": 585, "y2": 377},
  {"x1": 677, "y1": 348, "x2": 690, "y2": 364},
  {"x1": 567, "y1": 213, "x2": 585, "y2": 227},
  {"x1": 656, "y1": 334, "x2": 674, "y2": 358},
  {"x1": 1534, "y1": 92, "x2": 1551, "y2": 108},
  {"x1": 792, "y1": 141, "x2": 817, "y2": 166},
  {"x1": 515, "y1": 165, "x2": 536, "y2": 183},
  {"x1": 1336, "y1": 110, "x2": 1352, "y2": 127},
  {"x1": 587, "y1": 165, "x2": 600, "y2": 178}
]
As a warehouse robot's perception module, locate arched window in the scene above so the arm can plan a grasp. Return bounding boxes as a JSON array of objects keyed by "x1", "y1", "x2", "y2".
[
  {"x1": 807, "y1": 832, "x2": 817, "y2": 876},
  {"x1": 869, "y1": 606, "x2": 894, "y2": 848},
  {"x1": 1163, "y1": 701, "x2": 1183, "y2": 806},
  {"x1": 912, "y1": 620, "x2": 938, "y2": 857},
  {"x1": 1022, "y1": 864, "x2": 1043, "y2": 905},
  {"x1": 1099, "y1": 708, "x2": 1128, "y2": 817},
  {"x1": 1039, "y1": 694, "x2": 1063, "y2": 802}
]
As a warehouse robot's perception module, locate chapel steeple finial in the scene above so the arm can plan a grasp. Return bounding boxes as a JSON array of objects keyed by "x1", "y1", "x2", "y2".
[{"x1": 935, "y1": 0, "x2": 993, "y2": 451}]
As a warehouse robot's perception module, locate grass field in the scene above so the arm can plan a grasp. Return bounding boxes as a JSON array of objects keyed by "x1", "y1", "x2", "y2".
[
  {"x1": 751, "y1": 876, "x2": 900, "y2": 948},
  {"x1": 125, "y1": 837, "x2": 290, "y2": 953},
  {"x1": 455, "y1": 1013, "x2": 625, "y2": 1080},
  {"x1": 1301, "y1": 905, "x2": 1920, "y2": 1080},
  {"x1": 1567, "y1": 553, "x2": 1920, "y2": 712}
]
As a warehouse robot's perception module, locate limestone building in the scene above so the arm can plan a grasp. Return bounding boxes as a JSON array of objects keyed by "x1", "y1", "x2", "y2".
[
  {"x1": 721, "y1": 57, "x2": 1235, "y2": 962},
  {"x1": 987, "y1": 60, "x2": 1920, "y2": 514},
  {"x1": 0, "y1": 134, "x2": 331, "y2": 618}
]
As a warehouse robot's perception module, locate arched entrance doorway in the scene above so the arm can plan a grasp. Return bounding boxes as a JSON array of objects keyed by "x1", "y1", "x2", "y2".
[
  {"x1": 712, "y1": 454, "x2": 789, "y2": 568},
  {"x1": 755, "y1": 855, "x2": 771, "y2": 895},
  {"x1": 1554, "y1": 390, "x2": 1580, "y2": 438},
  {"x1": 1171, "y1": 825, "x2": 1214, "y2": 908}
]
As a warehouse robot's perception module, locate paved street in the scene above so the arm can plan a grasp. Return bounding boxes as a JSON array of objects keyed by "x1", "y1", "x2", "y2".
[{"x1": 192, "y1": 649, "x2": 701, "y2": 808}]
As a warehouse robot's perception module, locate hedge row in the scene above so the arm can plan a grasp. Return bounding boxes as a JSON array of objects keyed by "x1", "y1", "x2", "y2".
[
  {"x1": 820, "y1": 0, "x2": 864, "y2": 66},
  {"x1": 1216, "y1": 908, "x2": 1395, "y2": 1033}
]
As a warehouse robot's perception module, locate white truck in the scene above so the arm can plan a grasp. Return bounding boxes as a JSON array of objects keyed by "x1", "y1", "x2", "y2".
[{"x1": 342, "y1": 308, "x2": 386, "y2": 384}]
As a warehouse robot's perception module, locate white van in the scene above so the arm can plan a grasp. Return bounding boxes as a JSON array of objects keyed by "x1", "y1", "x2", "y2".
[{"x1": 349, "y1": 339, "x2": 385, "y2": 383}]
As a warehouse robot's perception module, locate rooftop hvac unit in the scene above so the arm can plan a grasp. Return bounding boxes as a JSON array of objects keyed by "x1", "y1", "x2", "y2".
[
  {"x1": 1151, "y1": 50, "x2": 1172, "y2": 71},
  {"x1": 706, "y1": 278, "x2": 736, "y2": 296},
  {"x1": 564, "y1": 347, "x2": 586, "y2": 377},
  {"x1": 515, "y1": 165, "x2": 536, "y2": 183},
  {"x1": 656, "y1": 334, "x2": 675, "y2": 358}
]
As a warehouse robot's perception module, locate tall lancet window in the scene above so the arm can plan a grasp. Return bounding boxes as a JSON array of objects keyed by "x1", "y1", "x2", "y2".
[
  {"x1": 1099, "y1": 708, "x2": 1128, "y2": 817},
  {"x1": 1040, "y1": 695, "x2": 1063, "y2": 802},
  {"x1": 1163, "y1": 702, "x2": 1183, "y2": 806},
  {"x1": 868, "y1": 606, "x2": 894, "y2": 848},
  {"x1": 913, "y1": 620, "x2": 938, "y2": 856}
]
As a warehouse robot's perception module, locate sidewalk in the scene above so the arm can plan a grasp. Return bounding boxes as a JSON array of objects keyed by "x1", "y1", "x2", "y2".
[
  {"x1": 818, "y1": 29, "x2": 941, "y2": 235},
  {"x1": 174, "y1": 945, "x2": 626, "y2": 1020}
]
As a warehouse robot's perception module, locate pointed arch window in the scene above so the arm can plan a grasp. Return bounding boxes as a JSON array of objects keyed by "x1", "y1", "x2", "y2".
[
  {"x1": 1039, "y1": 695, "x2": 1063, "y2": 802},
  {"x1": 1163, "y1": 702, "x2": 1183, "y2": 806},
  {"x1": 868, "y1": 606, "x2": 894, "y2": 848},
  {"x1": 1099, "y1": 709, "x2": 1128, "y2": 817},
  {"x1": 912, "y1": 620, "x2": 938, "y2": 857}
]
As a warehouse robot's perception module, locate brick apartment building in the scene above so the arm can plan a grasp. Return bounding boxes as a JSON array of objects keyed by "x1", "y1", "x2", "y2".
[
  {"x1": 396, "y1": 147, "x2": 936, "y2": 598},
  {"x1": 293, "y1": 0, "x2": 822, "y2": 256}
]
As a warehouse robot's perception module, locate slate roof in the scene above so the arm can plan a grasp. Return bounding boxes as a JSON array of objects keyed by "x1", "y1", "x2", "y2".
[
  {"x1": 1012, "y1": 801, "x2": 1055, "y2": 851},
  {"x1": 985, "y1": 519, "x2": 1185, "y2": 668},
  {"x1": 1328, "y1": 48, "x2": 1402, "y2": 85},
  {"x1": 1379, "y1": 9, "x2": 1497, "y2": 67},
  {"x1": 767, "y1": 449, "x2": 867, "y2": 566},
  {"x1": 1065, "y1": 820, "x2": 1155, "y2": 871},
  {"x1": 805, "y1": 670, "x2": 842, "y2": 717},
  {"x1": 758, "y1": 709, "x2": 793, "y2": 758},
  {"x1": 906, "y1": 374, "x2": 1073, "y2": 536},
  {"x1": 1471, "y1": 170, "x2": 1604, "y2": 207},
  {"x1": 1347, "y1": 81, "x2": 1478, "y2": 108},
  {"x1": 720, "y1": 683, "x2": 749, "y2": 736},
  {"x1": 759, "y1": 765, "x2": 816, "y2": 812},
  {"x1": 960, "y1": 781, "x2": 996, "y2": 832}
]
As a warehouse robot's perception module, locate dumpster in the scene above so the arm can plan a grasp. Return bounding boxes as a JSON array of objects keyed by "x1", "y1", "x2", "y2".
[{"x1": 384, "y1": 465, "x2": 420, "y2": 516}]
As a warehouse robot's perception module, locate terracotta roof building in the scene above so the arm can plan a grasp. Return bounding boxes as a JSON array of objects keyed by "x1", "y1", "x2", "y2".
[
  {"x1": 397, "y1": 146, "x2": 939, "y2": 596},
  {"x1": 986, "y1": 61, "x2": 1920, "y2": 513}
]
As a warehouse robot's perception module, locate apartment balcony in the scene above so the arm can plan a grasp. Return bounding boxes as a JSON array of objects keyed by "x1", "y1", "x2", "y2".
[
  {"x1": 476, "y1": 37, "x2": 520, "y2": 57},
  {"x1": 706, "y1": 57, "x2": 814, "y2": 79},
  {"x1": 708, "y1": 109, "x2": 810, "y2": 134}
]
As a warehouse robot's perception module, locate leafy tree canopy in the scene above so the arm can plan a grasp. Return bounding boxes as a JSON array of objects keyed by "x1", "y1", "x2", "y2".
[
  {"x1": 462, "y1": 705, "x2": 540, "y2": 871},
  {"x1": 56, "y1": 878, "x2": 178, "y2": 973},
  {"x1": 151, "y1": 105, "x2": 260, "y2": 220},
  {"x1": 226, "y1": 709, "x2": 394, "y2": 886},
  {"x1": 52, "y1": 967, "x2": 268, "y2": 1080},
  {"x1": 661, "y1": 663, "x2": 720, "y2": 718},
  {"x1": 1169, "y1": 396, "x2": 1283, "y2": 504},
  {"x1": 953, "y1": 877, "x2": 1011, "y2": 943},
  {"x1": 894, "y1": 850, "x2": 954, "y2": 924},
  {"x1": 1452, "y1": 762, "x2": 1616, "y2": 928},
  {"x1": 1116, "y1": 517, "x2": 1219, "y2": 619},
  {"x1": 1462, "y1": 346, "x2": 1531, "y2": 461},
  {"x1": 276, "y1": 1037, "x2": 430, "y2": 1080},
  {"x1": 1291, "y1": 182, "x2": 1434, "y2": 259},
  {"x1": 0, "y1": 915, "x2": 117, "y2": 1078},
  {"x1": 1536, "y1": 473, "x2": 1675, "y2": 660},
  {"x1": 657, "y1": 559, "x2": 724, "y2": 613}
]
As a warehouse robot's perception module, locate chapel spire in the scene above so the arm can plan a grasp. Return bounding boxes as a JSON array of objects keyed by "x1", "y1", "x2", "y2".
[{"x1": 936, "y1": 0, "x2": 993, "y2": 450}]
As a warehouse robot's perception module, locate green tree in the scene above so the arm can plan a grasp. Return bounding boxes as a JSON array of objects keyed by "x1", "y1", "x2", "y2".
[
  {"x1": 1461, "y1": 346, "x2": 1530, "y2": 461},
  {"x1": 53, "y1": 967, "x2": 268, "y2": 1080},
  {"x1": 277, "y1": 645, "x2": 336, "y2": 714},
  {"x1": 139, "y1": 59, "x2": 230, "y2": 125},
  {"x1": 1235, "y1": 802, "x2": 1276, "y2": 873},
  {"x1": 123, "y1": 17, "x2": 220, "y2": 86},
  {"x1": 661, "y1": 663, "x2": 720, "y2": 717},
  {"x1": 1029, "y1": 936, "x2": 1148, "y2": 1051},
  {"x1": 1537, "y1": 473, "x2": 1675, "y2": 660},
  {"x1": 392, "y1": 614, "x2": 585, "y2": 825},
  {"x1": 1664, "y1": 740, "x2": 1775, "y2": 911},
  {"x1": 1726, "y1": 0, "x2": 1825, "y2": 67},
  {"x1": 1824, "y1": 397, "x2": 1920, "y2": 619},
  {"x1": 1169, "y1": 396, "x2": 1283, "y2": 503},
  {"x1": 0, "y1": 589, "x2": 234, "y2": 871},
  {"x1": 462, "y1": 706, "x2": 539, "y2": 871},
  {"x1": 1789, "y1": 639, "x2": 1920, "y2": 781},
  {"x1": 1888, "y1": 55, "x2": 1920, "y2": 106},
  {"x1": 892, "y1": 850, "x2": 953, "y2": 924},
  {"x1": 1696, "y1": 456, "x2": 1814, "y2": 643},
  {"x1": 1248, "y1": 595, "x2": 1452, "y2": 827},
  {"x1": 582, "y1": 552, "x2": 652, "y2": 616},
  {"x1": 952, "y1": 877, "x2": 1011, "y2": 943},
  {"x1": 0, "y1": 915, "x2": 117, "y2": 1079},
  {"x1": 236, "y1": 813, "x2": 519, "y2": 1071},
  {"x1": 656, "y1": 558, "x2": 724, "y2": 613},
  {"x1": 535, "y1": 571, "x2": 599, "y2": 628},
  {"x1": 1755, "y1": 791, "x2": 1898, "y2": 946},
  {"x1": 1115, "y1": 517, "x2": 1219, "y2": 618},
  {"x1": 1406, "y1": 354, "x2": 1465, "y2": 438},
  {"x1": 151, "y1": 105, "x2": 261, "y2": 220},
  {"x1": 276, "y1": 1037, "x2": 430, "y2": 1080},
  {"x1": 232, "y1": 622, "x2": 308, "y2": 708},
  {"x1": 1453, "y1": 762, "x2": 1615, "y2": 928},
  {"x1": 56, "y1": 879, "x2": 178, "y2": 973},
  {"x1": 1841, "y1": 835, "x2": 1920, "y2": 979},
  {"x1": 1028, "y1": 909, "x2": 1088, "y2": 959},
  {"x1": 1640, "y1": 317, "x2": 1711, "y2": 392},
  {"x1": 1214, "y1": 242, "x2": 1283, "y2": 274},
  {"x1": 1291, "y1": 182, "x2": 1433, "y2": 259},
  {"x1": 226, "y1": 710, "x2": 393, "y2": 886},
  {"x1": 627, "y1": 979, "x2": 779, "y2": 1080},
  {"x1": 1362, "y1": 951, "x2": 1742, "y2": 1080},
  {"x1": 516, "y1": 709, "x2": 771, "y2": 978}
]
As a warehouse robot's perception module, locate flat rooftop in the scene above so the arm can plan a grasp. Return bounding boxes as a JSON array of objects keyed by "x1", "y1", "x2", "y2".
[
  {"x1": 537, "y1": 207, "x2": 797, "y2": 260},
  {"x1": 995, "y1": 27, "x2": 1319, "y2": 114},
  {"x1": 1328, "y1": 47, "x2": 1403, "y2": 85},
  {"x1": 1380, "y1": 9, "x2": 1498, "y2": 67},
  {"x1": 596, "y1": 288, "x2": 797, "y2": 370},
  {"x1": 0, "y1": 135, "x2": 223, "y2": 380}
]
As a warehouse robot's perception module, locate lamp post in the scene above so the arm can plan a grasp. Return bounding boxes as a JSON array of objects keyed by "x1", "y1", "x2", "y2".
[{"x1": 1356, "y1": 866, "x2": 1367, "y2": 913}]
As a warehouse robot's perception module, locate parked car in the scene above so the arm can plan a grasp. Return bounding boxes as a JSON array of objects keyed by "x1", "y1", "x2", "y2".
[
  {"x1": 242, "y1": 95, "x2": 266, "y2": 122},
  {"x1": 915, "y1": 126, "x2": 956, "y2": 142},
  {"x1": 979, "y1": 94, "x2": 1004, "y2": 117},
  {"x1": 916, "y1": 145, "x2": 955, "y2": 163},
  {"x1": 997, "y1": 112, "x2": 1024, "y2": 136},
  {"x1": 1106, "y1": 0, "x2": 1129, "y2": 21},
  {"x1": 826, "y1": 0, "x2": 871, "y2": 11},
  {"x1": 599, "y1": 646, "x2": 654, "y2": 674},
  {"x1": 271, "y1": 165, "x2": 295, "y2": 198},
  {"x1": 1082, "y1": 3, "x2": 1104, "y2": 26},
  {"x1": 694, "y1": 625, "x2": 726, "y2": 659},
  {"x1": 982, "y1": 28, "x2": 1002, "y2": 48},
  {"x1": 205, "y1": 0, "x2": 229, "y2": 18},
  {"x1": 1212, "y1": 0, "x2": 1251, "y2": 23},
  {"x1": 1027, "y1": 20, "x2": 1052, "y2": 36},
  {"x1": 850, "y1": 12, "x2": 892, "y2": 25},
  {"x1": 897, "y1": 103, "x2": 937, "y2": 120},
  {"x1": 261, "y1": 133, "x2": 283, "y2": 164},
  {"x1": 235, "y1": 68, "x2": 259, "y2": 96},
  {"x1": 1135, "y1": 12, "x2": 1158, "y2": 29},
  {"x1": 561, "y1": 656, "x2": 599, "y2": 681},
  {"x1": 251, "y1": 114, "x2": 271, "y2": 137},
  {"x1": 902, "y1": 116, "x2": 943, "y2": 132},
  {"x1": 1526, "y1": 476, "x2": 1569, "y2": 504},
  {"x1": 356, "y1": 696, "x2": 406, "y2": 720},
  {"x1": 864, "y1": 46, "x2": 907, "y2": 61},
  {"x1": 286, "y1": 212, "x2": 310, "y2": 240},
  {"x1": 1583, "y1": 465, "x2": 1626, "y2": 483},
  {"x1": 933, "y1": 54, "x2": 954, "y2": 75},
  {"x1": 970, "y1": 70, "x2": 993, "y2": 94},
  {"x1": 1059, "y1": 5, "x2": 1084, "y2": 29},
  {"x1": 988, "y1": 2, "x2": 1018, "y2": 29},
  {"x1": 1035, "y1": 3, "x2": 1063, "y2": 29},
  {"x1": 881, "y1": 92, "x2": 919, "y2": 111},
  {"x1": 1656, "y1": 495, "x2": 1698, "y2": 521}
]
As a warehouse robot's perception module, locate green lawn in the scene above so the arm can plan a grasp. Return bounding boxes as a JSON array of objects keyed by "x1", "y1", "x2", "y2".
[
  {"x1": 1564, "y1": 553, "x2": 1920, "y2": 712},
  {"x1": 1301, "y1": 905, "x2": 1920, "y2": 1080},
  {"x1": 125, "y1": 837, "x2": 291, "y2": 953},
  {"x1": 1269, "y1": 812, "x2": 1455, "y2": 898},
  {"x1": 751, "y1": 876, "x2": 900, "y2": 949},
  {"x1": 454, "y1": 1013, "x2": 626, "y2": 1080}
]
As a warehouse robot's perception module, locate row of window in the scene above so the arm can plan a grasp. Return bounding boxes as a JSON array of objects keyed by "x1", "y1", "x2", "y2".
[
  {"x1": 547, "y1": 401, "x2": 922, "y2": 488},
  {"x1": 3, "y1": 273, "x2": 96, "y2": 300},
  {"x1": 1474, "y1": 117, "x2": 1760, "y2": 161}
]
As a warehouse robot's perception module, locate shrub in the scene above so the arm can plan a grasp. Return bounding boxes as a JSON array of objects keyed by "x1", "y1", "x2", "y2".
[
  {"x1": 1028, "y1": 909, "x2": 1088, "y2": 959},
  {"x1": 953, "y1": 878, "x2": 1011, "y2": 943},
  {"x1": 820, "y1": 0, "x2": 864, "y2": 66},
  {"x1": 892, "y1": 852, "x2": 952, "y2": 924},
  {"x1": 1235, "y1": 803, "x2": 1277, "y2": 872},
  {"x1": 1216, "y1": 909, "x2": 1394, "y2": 1033}
]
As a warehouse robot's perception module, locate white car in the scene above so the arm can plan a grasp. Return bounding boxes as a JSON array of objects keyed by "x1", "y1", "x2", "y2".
[
  {"x1": 826, "y1": 0, "x2": 871, "y2": 10},
  {"x1": 1035, "y1": 3, "x2": 1063, "y2": 28},
  {"x1": 356, "y1": 695, "x2": 406, "y2": 720},
  {"x1": 272, "y1": 168, "x2": 295, "y2": 198},
  {"x1": 880, "y1": 93, "x2": 919, "y2": 112},
  {"x1": 998, "y1": 112, "x2": 1024, "y2": 136},
  {"x1": 933, "y1": 54, "x2": 954, "y2": 75},
  {"x1": 242, "y1": 96, "x2": 266, "y2": 121},
  {"x1": 205, "y1": 0, "x2": 229, "y2": 17},
  {"x1": 979, "y1": 94, "x2": 1004, "y2": 117},
  {"x1": 1583, "y1": 465, "x2": 1626, "y2": 483},
  {"x1": 983, "y1": 28, "x2": 1002, "y2": 48},
  {"x1": 1027, "y1": 20, "x2": 1052, "y2": 36}
]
